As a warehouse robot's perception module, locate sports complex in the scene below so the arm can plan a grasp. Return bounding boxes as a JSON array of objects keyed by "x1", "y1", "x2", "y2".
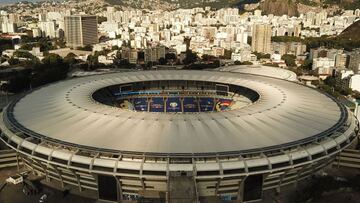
[{"x1": 0, "y1": 69, "x2": 358, "y2": 202}]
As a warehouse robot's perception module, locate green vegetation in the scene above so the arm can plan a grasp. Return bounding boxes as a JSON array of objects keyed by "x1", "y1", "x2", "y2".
[
  {"x1": 5, "y1": 53, "x2": 70, "y2": 93},
  {"x1": 8, "y1": 57, "x2": 20, "y2": 66},
  {"x1": 281, "y1": 54, "x2": 296, "y2": 67},
  {"x1": 319, "y1": 76, "x2": 353, "y2": 98},
  {"x1": 20, "y1": 37, "x2": 56, "y2": 52},
  {"x1": 272, "y1": 35, "x2": 360, "y2": 52},
  {"x1": 271, "y1": 36, "x2": 302, "y2": 42},
  {"x1": 253, "y1": 52, "x2": 270, "y2": 59},
  {"x1": 183, "y1": 50, "x2": 198, "y2": 65},
  {"x1": 298, "y1": 0, "x2": 317, "y2": 6},
  {"x1": 78, "y1": 45, "x2": 93, "y2": 51},
  {"x1": 323, "y1": 0, "x2": 360, "y2": 10},
  {"x1": 184, "y1": 61, "x2": 220, "y2": 70},
  {"x1": 97, "y1": 16, "x2": 107, "y2": 24},
  {"x1": 5, "y1": 70, "x2": 32, "y2": 93},
  {"x1": 263, "y1": 63, "x2": 279, "y2": 67},
  {"x1": 234, "y1": 61, "x2": 253, "y2": 65},
  {"x1": 0, "y1": 39, "x2": 13, "y2": 52},
  {"x1": 30, "y1": 54, "x2": 70, "y2": 88},
  {"x1": 294, "y1": 175, "x2": 360, "y2": 203},
  {"x1": 13, "y1": 50, "x2": 35, "y2": 59},
  {"x1": 106, "y1": 0, "x2": 260, "y2": 9},
  {"x1": 298, "y1": 0, "x2": 360, "y2": 9},
  {"x1": 304, "y1": 36, "x2": 360, "y2": 51},
  {"x1": 301, "y1": 59, "x2": 313, "y2": 71}
]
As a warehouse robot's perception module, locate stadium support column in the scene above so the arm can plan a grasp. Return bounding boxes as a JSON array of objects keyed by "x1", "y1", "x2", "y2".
[
  {"x1": 115, "y1": 154, "x2": 123, "y2": 201},
  {"x1": 166, "y1": 157, "x2": 170, "y2": 202},
  {"x1": 68, "y1": 168, "x2": 82, "y2": 192},
  {"x1": 116, "y1": 177, "x2": 123, "y2": 202},
  {"x1": 16, "y1": 152, "x2": 20, "y2": 171},
  {"x1": 237, "y1": 176, "x2": 246, "y2": 202}
]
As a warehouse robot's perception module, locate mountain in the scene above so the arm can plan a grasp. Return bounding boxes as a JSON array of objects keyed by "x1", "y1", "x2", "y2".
[
  {"x1": 338, "y1": 20, "x2": 360, "y2": 41},
  {"x1": 260, "y1": 0, "x2": 298, "y2": 16},
  {"x1": 104, "y1": 0, "x2": 260, "y2": 10}
]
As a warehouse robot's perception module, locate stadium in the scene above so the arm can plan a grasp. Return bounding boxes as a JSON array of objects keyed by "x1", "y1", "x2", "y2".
[{"x1": 0, "y1": 70, "x2": 358, "y2": 202}]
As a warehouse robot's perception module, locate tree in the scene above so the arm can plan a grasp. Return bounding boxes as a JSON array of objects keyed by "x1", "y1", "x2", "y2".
[
  {"x1": 112, "y1": 45, "x2": 119, "y2": 50},
  {"x1": 79, "y1": 45, "x2": 93, "y2": 51},
  {"x1": 31, "y1": 53, "x2": 69, "y2": 88},
  {"x1": 324, "y1": 76, "x2": 336, "y2": 87},
  {"x1": 159, "y1": 57, "x2": 167, "y2": 65},
  {"x1": 183, "y1": 50, "x2": 198, "y2": 65},
  {"x1": 202, "y1": 54, "x2": 216, "y2": 62},
  {"x1": 13, "y1": 50, "x2": 35, "y2": 59},
  {"x1": 86, "y1": 54, "x2": 99, "y2": 70},
  {"x1": 8, "y1": 57, "x2": 20, "y2": 66},
  {"x1": 42, "y1": 53, "x2": 63, "y2": 65},
  {"x1": 222, "y1": 49, "x2": 232, "y2": 59},
  {"x1": 54, "y1": 39, "x2": 66, "y2": 49},
  {"x1": 253, "y1": 52, "x2": 270, "y2": 59},
  {"x1": 64, "y1": 53, "x2": 77, "y2": 68},
  {"x1": 234, "y1": 61, "x2": 253, "y2": 65},
  {"x1": 97, "y1": 16, "x2": 107, "y2": 24},
  {"x1": 0, "y1": 38, "x2": 13, "y2": 52},
  {"x1": 7, "y1": 72, "x2": 31, "y2": 93},
  {"x1": 165, "y1": 53, "x2": 176, "y2": 60},
  {"x1": 20, "y1": 43, "x2": 35, "y2": 51},
  {"x1": 281, "y1": 54, "x2": 296, "y2": 67},
  {"x1": 301, "y1": 59, "x2": 313, "y2": 71},
  {"x1": 271, "y1": 36, "x2": 301, "y2": 42}
]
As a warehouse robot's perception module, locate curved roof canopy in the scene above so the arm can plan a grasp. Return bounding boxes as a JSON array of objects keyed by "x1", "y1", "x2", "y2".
[{"x1": 11, "y1": 70, "x2": 343, "y2": 155}]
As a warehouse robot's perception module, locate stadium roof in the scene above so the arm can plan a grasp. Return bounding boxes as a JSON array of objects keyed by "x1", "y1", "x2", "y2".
[
  {"x1": 10, "y1": 70, "x2": 344, "y2": 155},
  {"x1": 216, "y1": 65, "x2": 298, "y2": 81}
]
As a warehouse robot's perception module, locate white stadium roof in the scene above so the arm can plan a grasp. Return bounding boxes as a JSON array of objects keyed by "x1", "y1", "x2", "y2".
[
  {"x1": 10, "y1": 70, "x2": 343, "y2": 155},
  {"x1": 217, "y1": 65, "x2": 298, "y2": 82}
]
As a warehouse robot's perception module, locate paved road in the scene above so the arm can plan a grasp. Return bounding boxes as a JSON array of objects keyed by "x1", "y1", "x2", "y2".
[
  {"x1": 0, "y1": 166, "x2": 97, "y2": 203},
  {"x1": 0, "y1": 183, "x2": 97, "y2": 203}
]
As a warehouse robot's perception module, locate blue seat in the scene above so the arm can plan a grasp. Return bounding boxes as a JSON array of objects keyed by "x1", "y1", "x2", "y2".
[
  {"x1": 166, "y1": 97, "x2": 182, "y2": 112},
  {"x1": 133, "y1": 98, "x2": 148, "y2": 112},
  {"x1": 183, "y1": 97, "x2": 199, "y2": 112},
  {"x1": 199, "y1": 97, "x2": 214, "y2": 112},
  {"x1": 150, "y1": 97, "x2": 165, "y2": 112}
]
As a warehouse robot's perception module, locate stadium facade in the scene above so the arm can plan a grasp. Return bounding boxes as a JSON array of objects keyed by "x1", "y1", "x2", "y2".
[{"x1": 0, "y1": 70, "x2": 358, "y2": 202}]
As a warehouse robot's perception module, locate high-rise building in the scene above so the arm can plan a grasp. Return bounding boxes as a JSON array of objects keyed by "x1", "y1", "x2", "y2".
[
  {"x1": 335, "y1": 53, "x2": 347, "y2": 69},
  {"x1": 39, "y1": 21, "x2": 56, "y2": 38},
  {"x1": 251, "y1": 24, "x2": 272, "y2": 54},
  {"x1": 144, "y1": 46, "x2": 166, "y2": 63},
  {"x1": 64, "y1": 15, "x2": 98, "y2": 48},
  {"x1": 348, "y1": 49, "x2": 360, "y2": 73},
  {"x1": 1, "y1": 22, "x2": 17, "y2": 33},
  {"x1": 129, "y1": 49, "x2": 138, "y2": 64},
  {"x1": 38, "y1": 13, "x2": 47, "y2": 22}
]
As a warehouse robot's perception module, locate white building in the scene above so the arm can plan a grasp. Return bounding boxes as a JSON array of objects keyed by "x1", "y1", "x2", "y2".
[
  {"x1": 1, "y1": 22, "x2": 17, "y2": 33},
  {"x1": 313, "y1": 57, "x2": 335, "y2": 76},
  {"x1": 39, "y1": 21, "x2": 56, "y2": 38},
  {"x1": 349, "y1": 74, "x2": 360, "y2": 92}
]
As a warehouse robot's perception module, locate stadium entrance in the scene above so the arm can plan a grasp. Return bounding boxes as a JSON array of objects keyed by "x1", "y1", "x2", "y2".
[
  {"x1": 97, "y1": 175, "x2": 118, "y2": 202},
  {"x1": 243, "y1": 175, "x2": 263, "y2": 202}
]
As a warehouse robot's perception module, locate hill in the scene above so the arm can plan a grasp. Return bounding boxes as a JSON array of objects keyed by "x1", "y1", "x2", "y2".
[
  {"x1": 104, "y1": 0, "x2": 359, "y2": 12},
  {"x1": 260, "y1": 0, "x2": 298, "y2": 16},
  {"x1": 104, "y1": 0, "x2": 260, "y2": 10},
  {"x1": 338, "y1": 20, "x2": 360, "y2": 41}
]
